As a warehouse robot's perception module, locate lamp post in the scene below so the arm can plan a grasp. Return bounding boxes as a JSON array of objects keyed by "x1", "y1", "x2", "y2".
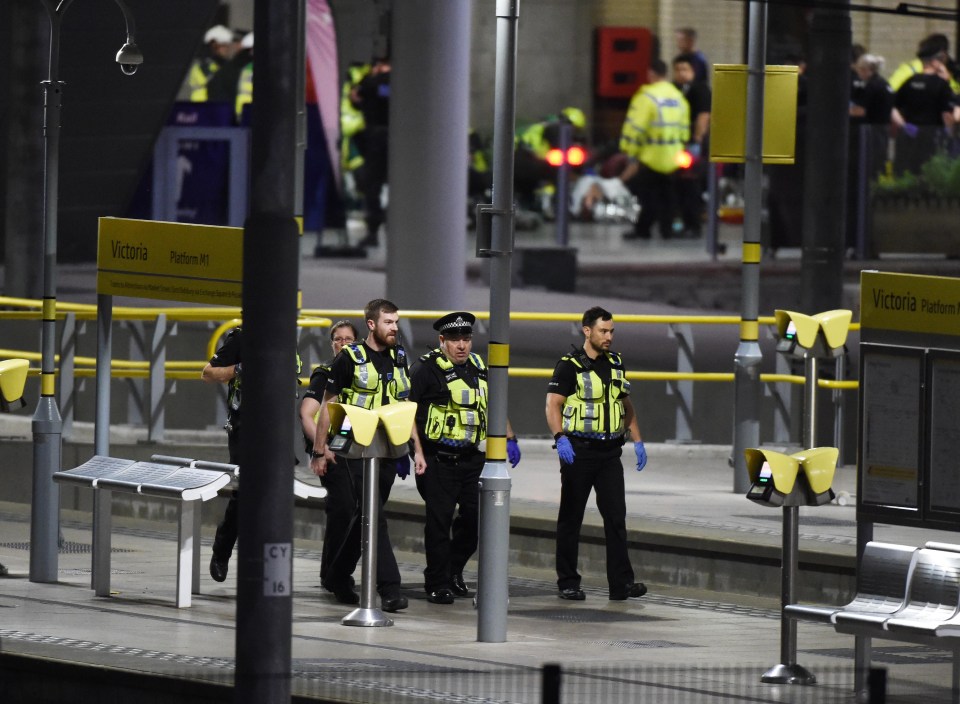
[{"x1": 30, "y1": 0, "x2": 142, "y2": 583}]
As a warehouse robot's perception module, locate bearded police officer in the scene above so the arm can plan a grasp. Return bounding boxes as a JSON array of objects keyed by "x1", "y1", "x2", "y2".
[
  {"x1": 410, "y1": 312, "x2": 521, "y2": 604},
  {"x1": 311, "y1": 299, "x2": 427, "y2": 613},
  {"x1": 545, "y1": 306, "x2": 648, "y2": 601}
]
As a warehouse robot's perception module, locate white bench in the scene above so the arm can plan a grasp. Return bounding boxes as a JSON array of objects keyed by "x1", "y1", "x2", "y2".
[
  {"x1": 786, "y1": 541, "x2": 960, "y2": 700},
  {"x1": 54, "y1": 455, "x2": 233, "y2": 608}
]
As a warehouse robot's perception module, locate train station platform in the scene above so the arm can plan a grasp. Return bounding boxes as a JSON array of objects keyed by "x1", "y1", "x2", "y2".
[{"x1": 1, "y1": 428, "x2": 959, "y2": 703}]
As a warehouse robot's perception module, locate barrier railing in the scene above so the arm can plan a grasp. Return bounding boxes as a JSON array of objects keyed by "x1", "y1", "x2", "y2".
[{"x1": 0, "y1": 298, "x2": 860, "y2": 447}]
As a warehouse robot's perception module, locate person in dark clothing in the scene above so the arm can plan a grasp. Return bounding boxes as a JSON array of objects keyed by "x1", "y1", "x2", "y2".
[
  {"x1": 545, "y1": 307, "x2": 648, "y2": 602},
  {"x1": 201, "y1": 327, "x2": 243, "y2": 582},
  {"x1": 300, "y1": 320, "x2": 360, "y2": 596},
  {"x1": 351, "y1": 57, "x2": 392, "y2": 248},
  {"x1": 409, "y1": 312, "x2": 521, "y2": 605},
  {"x1": 310, "y1": 299, "x2": 427, "y2": 613},
  {"x1": 892, "y1": 46, "x2": 956, "y2": 175},
  {"x1": 673, "y1": 53, "x2": 712, "y2": 237}
]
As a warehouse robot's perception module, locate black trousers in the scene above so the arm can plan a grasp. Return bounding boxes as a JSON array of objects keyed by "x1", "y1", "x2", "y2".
[
  {"x1": 325, "y1": 457, "x2": 401, "y2": 597},
  {"x1": 318, "y1": 458, "x2": 359, "y2": 584},
  {"x1": 212, "y1": 428, "x2": 240, "y2": 561},
  {"x1": 555, "y1": 452, "x2": 635, "y2": 592},
  {"x1": 628, "y1": 166, "x2": 676, "y2": 239},
  {"x1": 415, "y1": 450, "x2": 483, "y2": 592}
]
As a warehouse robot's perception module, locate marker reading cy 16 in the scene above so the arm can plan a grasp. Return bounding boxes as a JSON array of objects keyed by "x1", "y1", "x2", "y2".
[{"x1": 264, "y1": 543, "x2": 291, "y2": 597}]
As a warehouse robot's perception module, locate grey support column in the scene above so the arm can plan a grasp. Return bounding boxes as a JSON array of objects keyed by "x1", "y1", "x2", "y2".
[
  {"x1": 235, "y1": 2, "x2": 301, "y2": 702},
  {"x1": 386, "y1": 0, "x2": 471, "y2": 310},
  {"x1": 731, "y1": 0, "x2": 766, "y2": 495}
]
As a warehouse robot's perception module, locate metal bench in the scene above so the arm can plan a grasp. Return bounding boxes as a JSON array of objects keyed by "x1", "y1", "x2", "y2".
[
  {"x1": 834, "y1": 548, "x2": 960, "y2": 638},
  {"x1": 53, "y1": 455, "x2": 233, "y2": 608},
  {"x1": 150, "y1": 454, "x2": 328, "y2": 501},
  {"x1": 784, "y1": 541, "x2": 917, "y2": 624}
]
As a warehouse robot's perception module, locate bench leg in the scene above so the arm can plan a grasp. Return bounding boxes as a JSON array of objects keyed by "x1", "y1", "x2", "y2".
[
  {"x1": 953, "y1": 649, "x2": 959, "y2": 704},
  {"x1": 192, "y1": 501, "x2": 202, "y2": 595},
  {"x1": 176, "y1": 502, "x2": 194, "y2": 608},
  {"x1": 92, "y1": 489, "x2": 112, "y2": 597},
  {"x1": 854, "y1": 635, "x2": 871, "y2": 697}
]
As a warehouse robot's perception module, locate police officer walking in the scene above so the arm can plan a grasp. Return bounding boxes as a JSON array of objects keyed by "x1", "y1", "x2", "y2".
[
  {"x1": 299, "y1": 320, "x2": 359, "y2": 596},
  {"x1": 201, "y1": 326, "x2": 243, "y2": 582},
  {"x1": 311, "y1": 299, "x2": 427, "y2": 613},
  {"x1": 545, "y1": 307, "x2": 648, "y2": 601},
  {"x1": 410, "y1": 312, "x2": 521, "y2": 604}
]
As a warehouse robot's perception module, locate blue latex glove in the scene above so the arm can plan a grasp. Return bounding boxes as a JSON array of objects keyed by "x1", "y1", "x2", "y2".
[
  {"x1": 394, "y1": 455, "x2": 411, "y2": 480},
  {"x1": 634, "y1": 441, "x2": 647, "y2": 472},
  {"x1": 507, "y1": 437, "x2": 521, "y2": 468},
  {"x1": 555, "y1": 435, "x2": 576, "y2": 465},
  {"x1": 687, "y1": 142, "x2": 701, "y2": 159},
  {"x1": 902, "y1": 122, "x2": 918, "y2": 138}
]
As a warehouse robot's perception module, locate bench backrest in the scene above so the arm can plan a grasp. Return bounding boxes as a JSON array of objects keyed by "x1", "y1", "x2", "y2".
[
  {"x1": 857, "y1": 542, "x2": 917, "y2": 601},
  {"x1": 902, "y1": 548, "x2": 960, "y2": 613}
]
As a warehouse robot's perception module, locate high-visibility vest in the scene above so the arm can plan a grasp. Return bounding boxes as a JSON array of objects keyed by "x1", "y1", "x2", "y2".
[
  {"x1": 419, "y1": 350, "x2": 488, "y2": 447},
  {"x1": 188, "y1": 59, "x2": 219, "y2": 102},
  {"x1": 517, "y1": 122, "x2": 550, "y2": 159},
  {"x1": 619, "y1": 80, "x2": 690, "y2": 174},
  {"x1": 235, "y1": 63, "x2": 253, "y2": 120},
  {"x1": 339, "y1": 343, "x2": 411, "y2": 410},
  {"x1": 889, "y1": 58, "x2": 960, "y2": 93},
  {"x1": 560, "y1": 351, "x2": 630, "y2": 440}
]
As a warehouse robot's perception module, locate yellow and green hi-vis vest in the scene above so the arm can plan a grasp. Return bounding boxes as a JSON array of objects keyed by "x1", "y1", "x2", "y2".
[
  {"x1": 339, "y1": 343, "x2": 411, "y2": 409},
  {"x1": 421, "y1": 350, "x2": 487, "y2": 446},
  {"x1": 560, "y1": 350, "x2": 630, "y2": 439}
]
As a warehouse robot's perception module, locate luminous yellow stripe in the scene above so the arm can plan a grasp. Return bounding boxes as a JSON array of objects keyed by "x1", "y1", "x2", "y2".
[
  {"x1": 42, "y1": 298, "x2": 56, "y2": 319},
  {"x1": 41, "y1": 373, "x2": 56, "y2": 396},
  {"x1": 740, "y1": 320, "x2": 759, "y2": 340},
  {"x1": 488, "y1": 343, "x2": 509, "y2": 367},
  {"x1": 742, "y1": 243, "x2": 762, "y2": 264},
  {"x1": 486, "y1": 436, "x2": 506, "y2": 460}
]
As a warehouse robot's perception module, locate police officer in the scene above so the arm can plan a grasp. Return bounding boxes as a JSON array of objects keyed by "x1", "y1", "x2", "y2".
[
  {"x1": 620, "y1": 58, "x2": 690, "y2": 240},
  {"x1": 299, "y1": 320, "x2": 360, "y2": 598},
  {"x1": 202, "y1": 326, "x2": 301, "y2": 583},
  {"x1": 410, "y1": 312, "x2": 521, "y2": 604},
  {"x1": 311, "y1": 299, "x2": 427, "y2": 613},
  {"x1": 201, "y1": 326, "x2": 243, "y2": 582},
  {"x1": 545, "y1": 307, "x2": 648, "y2": 601}
]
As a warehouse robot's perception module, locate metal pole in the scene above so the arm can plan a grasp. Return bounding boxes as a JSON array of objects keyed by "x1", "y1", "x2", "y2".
[
  {"x1": 92, "y1": 293, "x2": 113, "y2": 595},
  {"x1": 30, "y1": 0, "x2": 63, "y2": 584},
  {"x1": 477, "y1": 0, "x2": 519, "y2": 644},
  {"x1": 731, "y1": 0, "x2": 766, "y2": 495},
  {"x1": 762, "y1": 353, "x2": 817, "y2": 684},
  {"x1": 706, "y1": 163, "x2": 720, "y2": 259},
  {"x1": 342, "y1": 457, "x2": 392, "y2": 627},
  {"x1": 555, "y1": 122, "x2": 570, "y2": 247},
  {"x1": 235, "y1": 2, "x2": 300, "y2": 701}
]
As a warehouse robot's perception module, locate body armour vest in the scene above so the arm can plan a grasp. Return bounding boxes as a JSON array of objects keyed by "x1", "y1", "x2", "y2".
[
  {"x1": 421, "y1": 350, "x2": 488, "y2": 447},
  {"x1": 561, "y1": 350, "x2": 630, "y2": 439},
  {"x1": 339, "y1": 343, "x2": 411, "y2": 409}
]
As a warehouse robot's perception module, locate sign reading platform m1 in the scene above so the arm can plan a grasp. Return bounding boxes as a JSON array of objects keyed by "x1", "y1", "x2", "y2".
[{"x1": 97, "y1": 217, "x2": 242, "y2": 305}]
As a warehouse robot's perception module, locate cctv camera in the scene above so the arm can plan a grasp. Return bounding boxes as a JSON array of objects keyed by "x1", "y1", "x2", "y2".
[{"x1": 115, "y1": 41, "x2": 143, "y2": 76}]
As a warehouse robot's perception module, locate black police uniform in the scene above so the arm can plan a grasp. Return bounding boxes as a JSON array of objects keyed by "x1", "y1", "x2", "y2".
[
  {"x1": 548, "y1": 352, "x2": 637, "y2": 597},
  {"x1": 323, "y1": 342, "x2": 404, "y2": 601},
  {"x1": 410, "y1": 313, "x2": 485, "y2": 599},
  {"x1": 302, "y1": 363, "x2": 356, "y2": 589},
  {"x1": 208, "y1": 327, "x2": 242, "y2": 572}
]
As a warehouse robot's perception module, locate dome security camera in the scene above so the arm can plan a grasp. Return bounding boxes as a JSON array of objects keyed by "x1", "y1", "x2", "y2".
[{"x1": 115, "y1": 41, "x2": 143, "y2": 76}]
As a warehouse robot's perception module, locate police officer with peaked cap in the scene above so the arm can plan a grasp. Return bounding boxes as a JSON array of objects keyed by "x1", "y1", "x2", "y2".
[{"x1": 410, "y1": 312, "x2": 521, "y2": 604}]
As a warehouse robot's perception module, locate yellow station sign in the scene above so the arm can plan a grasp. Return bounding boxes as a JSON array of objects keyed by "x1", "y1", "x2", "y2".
[
  {"x1": 861, "y1": 271, "x2": 960, "y2": 336},
  {"x1": 97, "y1": 218, "x2": 243, "y2": 305}
]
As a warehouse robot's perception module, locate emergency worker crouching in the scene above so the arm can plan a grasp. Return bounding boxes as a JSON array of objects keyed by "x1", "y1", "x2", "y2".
[{"x1": 410, "y1": 312, "x2": 521, "y2": 604}]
